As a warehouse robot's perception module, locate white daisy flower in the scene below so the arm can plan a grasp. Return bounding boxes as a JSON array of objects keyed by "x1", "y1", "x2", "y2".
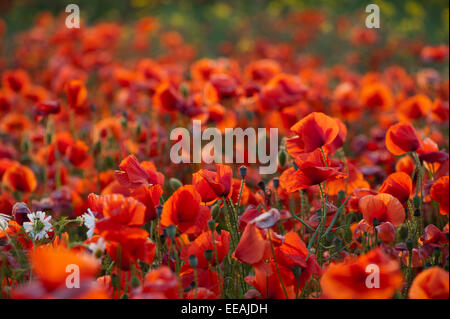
[
  {"x1": 0, "y1": 213, "x2": 11, "y2": 230},
  {"x1": 23, "y1": 211, "x2": 53, "y2": 241},
  {"x1": 88, "y1": 237, "x2": 106, "y2": 258},
  {"x1": 82, "y1": 209, "x2": 96, "y2": 238}
]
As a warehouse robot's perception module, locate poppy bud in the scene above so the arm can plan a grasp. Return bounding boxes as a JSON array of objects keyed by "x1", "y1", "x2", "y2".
[
  {"x1": 211, "y1": 204, "x2": 220, "y2": 218},
  {"x1": 12, "y1": 202, "x2": 31, "y2": 225},
  {"x1": 278, "y1": 150, "x2": 287, "y2": 168},
  {"x1": 292, "y1": 265, "x2": 302, "y2": 280},
  {"x1": 239, "y1": 165, "x2": 247, "y2": 179},
  {"x1": 292, "y1": 162, "x2": 299, "y2": 171},
  {"x1": 204, "y1": 249, "x2": 213, "y2": 262},
  {"x1": 398, "y1": 225, "x2": 408, "y2": 240},
  {"x1": 273, "y1": 178, "x2": 280, "y2": 190},
  {"x1": 406, "y1": 238, "x2": 414, "y2": 251},
  {"x1": 165, "y1": 225, "x2": 177, "y2": 240},
  {"x1": 169, "y1": 178, "x2": 183, "y2": 191},
  {"x1": 325, "y1": 231, "x2": 334, "y2": 243},
  {"x1": 413, "y1": 209, "x2": 420, "y2": 217},
  {"x1": 344, "y1": 226, "x2": 353, "y2": 243},
  {"x1": 208, "y1": 219, "x2": 216, "y2": 231},
  {"x1": 156, "y1": 204, "x2": 163, "y2": 217},
  {"x1": 413, "y1": 195, "x2": 421, "y2": 209},
  {"x1": 121, "y1": 293, "x2": 129, "y2": 299},
  {"x1": 130, "y1": 275, "x2": 140, "y2": 288},
  {"x1": 189, "y1": 255, "x2": 198, "y2": 268}
]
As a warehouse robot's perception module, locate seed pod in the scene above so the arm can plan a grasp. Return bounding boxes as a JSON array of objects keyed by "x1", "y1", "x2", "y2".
[{"x1": 239, "y1": 166, "x2": 247, "y2": 179}]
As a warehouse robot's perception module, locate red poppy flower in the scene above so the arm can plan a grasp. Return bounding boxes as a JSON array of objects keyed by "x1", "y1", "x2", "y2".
[
  {"x1": 397, "y1": 94, "x2": 432, "y2": 122},
  {"x1": 409, "y1": 267, "x2": 449, "y2": 299},
  {"x1": 115, "y1": 155, "x2": 163, "y2": 189},
  {"x1": 359, "y1": 193, "x2": 405, "y2": 226},
  {"x1": 160, "y1": 185, "x2": 211, "y2": 236},
  {"x1": 192, "y1": 164, "x2": 233, "y2": 204},
  {"x1": 153, "y1": 82, "x2": 185, "y2": 112},
  {"x1": 360, "y1": 83, "x2": 393, "y2": 111},
  {"x1": 378, "y1": 172, "x2": 412, "y2": 204},
  {"x1": 258, "y1": 74, "x2": 306, "y2": 111},
  {"x1": 130, "y1": 184, "x2": 163, "y2": 222},
  {"x1": 66, "y1": 79, "x2": 87, "y2": 111},
  {"x1": 430, "y1": 176, "x2": 449, "y2": 215},
  {"x1": 385, "y1": 122, "x2": 422, "y2": 156},
  {"x1": 280, "y1": 149, "x2": 345, "y2": 192},
  {"x1": 320, "y1": 248, "x2": 403, "y2": 299},
  {"x1": 286, "y1": 112, "x2": 340, "y2": 156},
  {"x1": 131, "y1": 266, "x2": 180, "y2": 299},
  {"x1": 2, "y1": 163, "x2": 37, "y2": 193}
]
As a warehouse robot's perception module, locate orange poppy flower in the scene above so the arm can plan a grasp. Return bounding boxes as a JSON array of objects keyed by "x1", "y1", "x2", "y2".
[
  {"x1": 153, "y1": 81, "x2": 185, "y2": 113},
  {"x1": 160, "y1": 185, "x2": 211, "y2": 236},
  {"x1": 395, "y1": 155, "x2": 415, "y2": 176},
  {"x1": 244, "y1": 59, "x2": 281, "y2": 83},
  {"x1": 431, "y1": 98, "x2": 449, "y2": 123},
  {"x1": 397, "y1": 94, "x2": 432, "y2": 122},
  {"x1": 286, "y1": 112, "x2": 339, "y2": 156},
  {"x1": 130, "y1": 184, "x2": 163, "y2": 222},
  {"x1": 385, "y1": 122, "x2": 422, "y2": 156},
  {"x1": 321, "y1": 248, "x2": 403, "y2": 299},
  {"x1": 258, "y1": 73, "x2": 306, "y2": 111},
  {"x1": 132, "y1": 266, "x2": 179, "y2": 299},
  {"x1": 181, "y1": 230, "x2": 230, "y2": 269},
  {"x1": 233, "y1": 223, "x2": 273, "y2": 275},
  {"x1": 430, "y1": 176, "x2": 449, "y2": 215},
  {"x1": 89, "y1": 193, "x2": 146, "y2": 227},
  {"x1": 2, "y1": 69, "x2": 30, "y2": 93},
  {"x1": 280, "y1": 149, "x2": 345, "y2": 193},
  {"x1": 2, "y1": 163, "x2": 37, "y2": 193},
  {"x1": 409, "y1": 267, "x2": 449, "y2": 299},
  {"x1": 359, "y1": 193, "x2": 405, "y2": 226},
  {"x1": 115, "y1": 155, "x2": 164, "y2": 189},
  {"x1": 192, "y1": 164, "x2": 233, "y2": 204},
  {"x1": 360, "y1": 83, "x2": 393, "y2": 111},
  {"x1": 378, "y1": 172, "x2": 413, "y2": 204},
  {"x1": 326, "y1": 162, "x2": 369, "y2": 196},
  {"x1": 67, "y1": 140, "x2": 90, "y2": 167},
  {"x1": 66, "y1": 79, "x2": 87, "y2": 111},
  {"x1": 28, "y1": 245, "x2": 100, "y2": 291},
  {"x1": 324, "y1": 118, "x2": 347, "y2": 155}
]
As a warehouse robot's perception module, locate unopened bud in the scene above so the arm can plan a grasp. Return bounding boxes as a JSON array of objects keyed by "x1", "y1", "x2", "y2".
[
  {"x1": 273, "y1": 178, "x2": 280, "y2": 190},
  {"x1": 239, "y1": 166, "x2": 247, "y2": 179},
  {"x1": 169, "y1": 178, "x2": 183, "y2": 191},
  {"x1": 278, "y1": 150, "x2": 287, "y2": 168},
  {"x1": 189, "y1": 255, "x2": 198, "y2": 268},
  {"x1": 165, "y1": 225, "x2": 177, "y2": 240},
  {"x1": 156, "y1": 204, "x2": 163, "y2": 217},
  {"x1": 406, "y1": 238, "x2": 414, "y2": 251}
]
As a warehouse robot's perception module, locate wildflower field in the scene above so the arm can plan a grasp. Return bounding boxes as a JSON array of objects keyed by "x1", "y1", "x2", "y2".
[{"x1": 0, "y1": 0, "x2": 449, "y2": 300}]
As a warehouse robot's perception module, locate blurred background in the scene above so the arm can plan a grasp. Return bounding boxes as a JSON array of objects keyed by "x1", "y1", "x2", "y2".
[{"x1": 0, "y1": 0, "x2": 449, "y2": 69}]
